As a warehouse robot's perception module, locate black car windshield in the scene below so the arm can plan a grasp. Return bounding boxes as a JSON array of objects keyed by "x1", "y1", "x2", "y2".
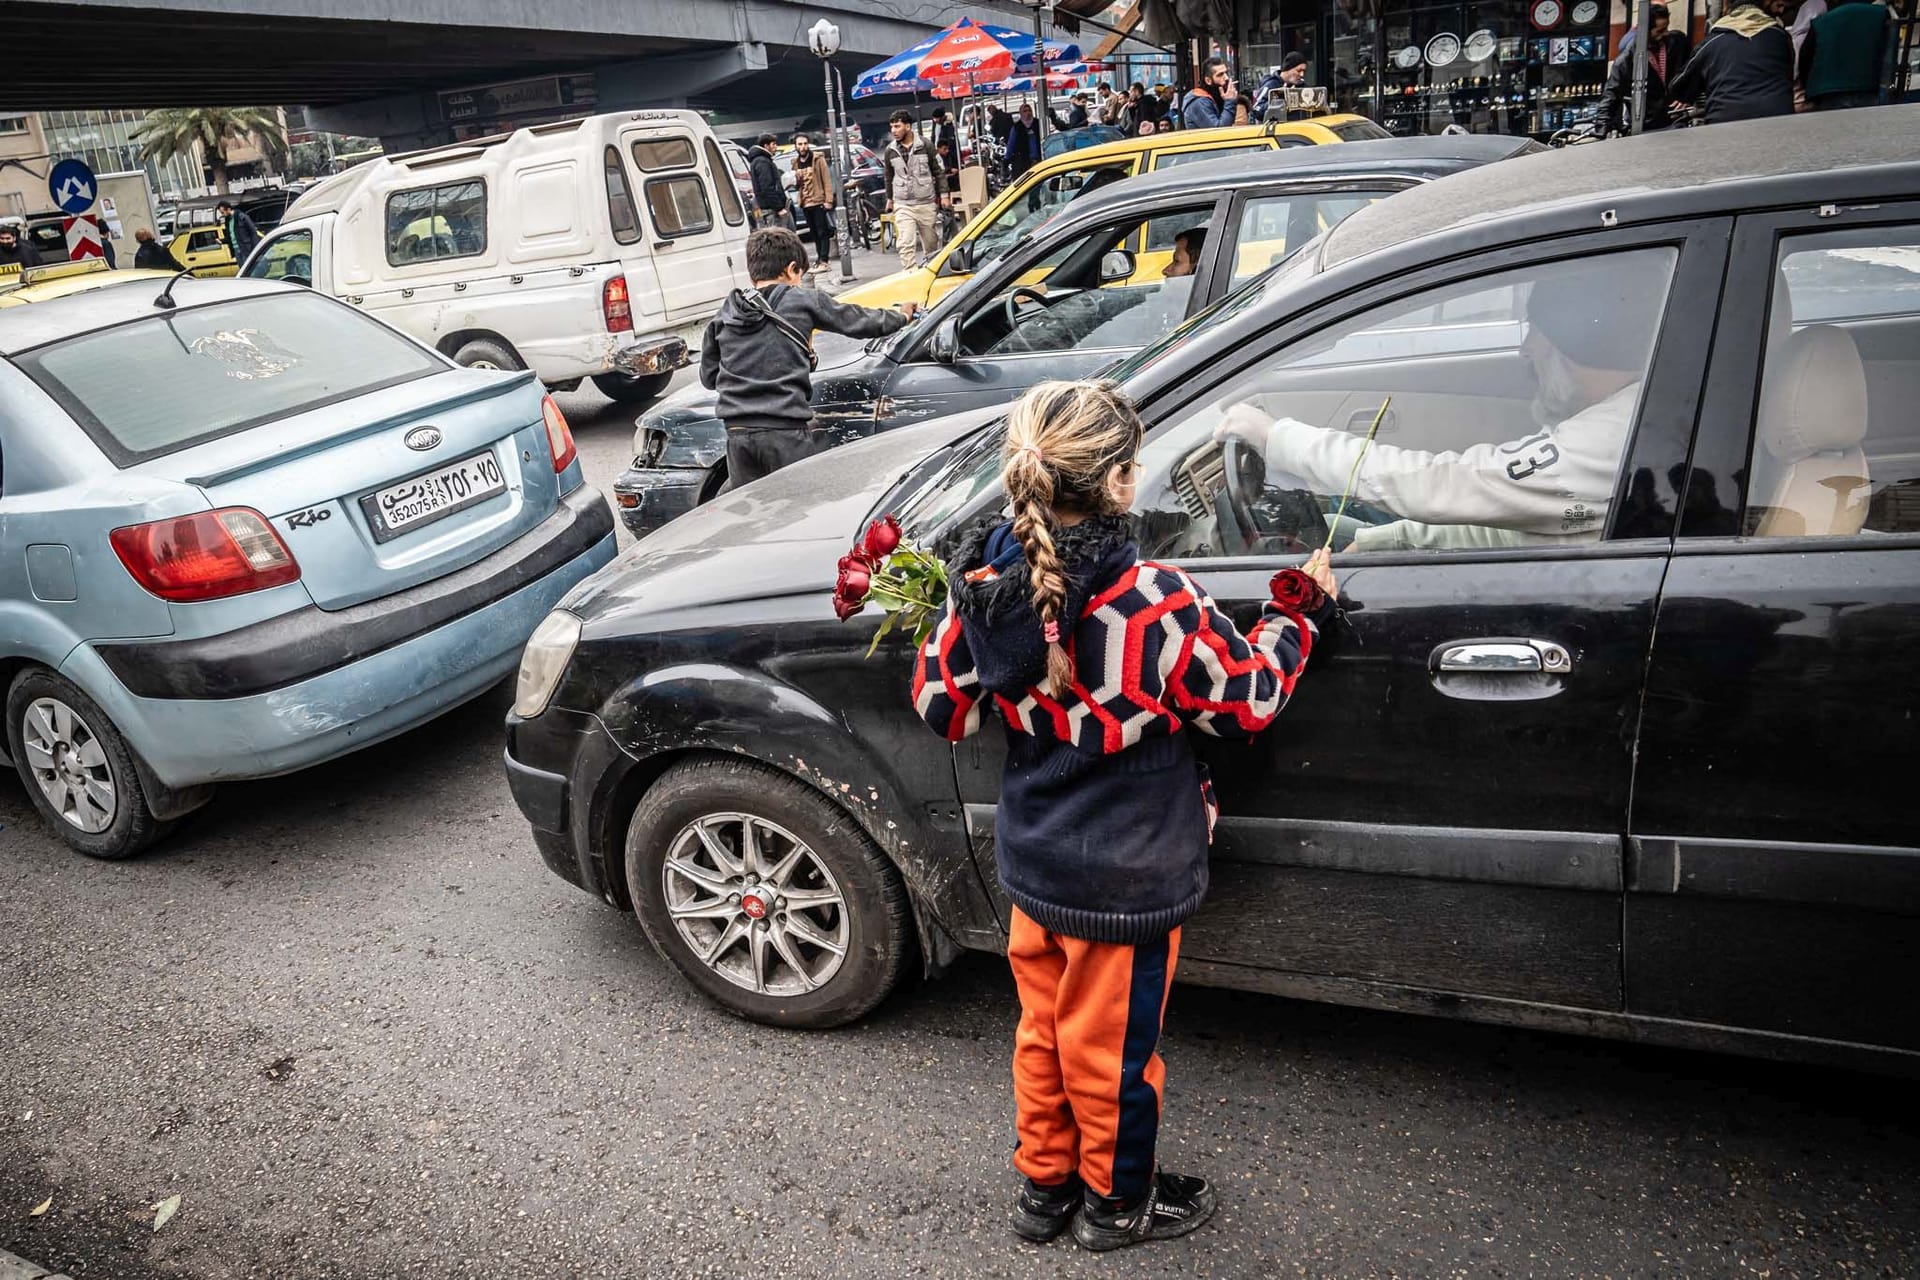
[
  {"x1": 17, "y1": 290, "x2": 443, "y2": 465},
  {"x1": 895, "y1": 240, "x2": 1329, "y2": 537}
]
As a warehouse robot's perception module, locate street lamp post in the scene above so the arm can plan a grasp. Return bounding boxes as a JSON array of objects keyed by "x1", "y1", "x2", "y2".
[{"x1": 808, "y1": 18, "x2": 857, "y2": 285}]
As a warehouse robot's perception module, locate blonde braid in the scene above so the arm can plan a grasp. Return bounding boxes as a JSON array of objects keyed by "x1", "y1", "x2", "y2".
[{"x1": 1001, "y1": 381, "x2": 1144, "y2": 699}]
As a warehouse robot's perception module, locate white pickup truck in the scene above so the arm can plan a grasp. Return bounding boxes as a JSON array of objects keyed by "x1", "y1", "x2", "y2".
[{"x1": 245, "y1": 110, "x2": 752, "y2": 403}]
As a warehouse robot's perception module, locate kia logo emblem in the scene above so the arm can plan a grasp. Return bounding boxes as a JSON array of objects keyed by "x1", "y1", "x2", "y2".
[{"x1": 405, "y1": 427, "x2": 443, "y2": 451}]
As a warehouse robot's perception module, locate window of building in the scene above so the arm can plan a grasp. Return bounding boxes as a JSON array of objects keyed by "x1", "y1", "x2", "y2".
[
  {"x1": 0, "y1": 115, "x2": 29, "y2": 135},
  {"x1": 644, "y1": 175, "x2": 713, "y2": 238},
  {"x1": 604, "y1": 147, "x2": 640, "y2": 245},
  {"x1": 632, "y1": 137, "x2": 696, "y2": 172},
  {"x1": 704, "y1": 137, "x2": 746, "y2": 227},
  {"x1": 1745, "y1": 226, "x2": 1920, "y2": 537},
  {"x1": 1130, "y1": 247, "x2": 1677, "y2": 560},
  {"x1": 384, "y1": 180, "x2": 486, "y2": 266}
]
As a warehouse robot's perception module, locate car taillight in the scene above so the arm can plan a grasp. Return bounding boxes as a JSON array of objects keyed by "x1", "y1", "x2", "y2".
[
  {"x1": 542, "y1": 395, "x2": 577, "y2": 472},
  {"x1": 603, "y1": 274, "x2": 632, "y2": 333},
  {"x1": 109, "y1": 508, "x2": 300, "y2": 603}
]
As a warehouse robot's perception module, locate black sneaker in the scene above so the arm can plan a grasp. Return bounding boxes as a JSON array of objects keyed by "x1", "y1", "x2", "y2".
[
  {"x1": 1011, "y1": 1173, "x2": 1083, "y2": 1243},
  {"x1": 1070, "y1": 1171, "x2": 1217, "y2": 1252}
]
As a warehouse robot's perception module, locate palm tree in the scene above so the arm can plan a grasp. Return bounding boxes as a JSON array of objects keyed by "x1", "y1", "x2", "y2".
[{"x1": 133, "y1": 107, "x2": 289, "y2": 195}]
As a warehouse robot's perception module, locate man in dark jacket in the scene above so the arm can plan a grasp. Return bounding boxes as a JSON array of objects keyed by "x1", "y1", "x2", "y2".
[
  {"x1": 1798, "y1": 0, "x2": 1891, "y2": 109},
  {"x1": 1598, "y1": 3, "x2": 1694, "y2": 131},
  {"x1": 216, "y1": 201, "x2": 262, "y2": 263},
  {"x1": 1182, "y1": 57, "x2": 1242, "y2": 128},
  {"x1": 133, "y1": 227, "x2": 177, "y2": 271},
  {"x1": 699, "y1": 228, "x2": 917, "y2": 488},
  {"x1": 1006, "y1": 104, "x2": 1043, "y2": 180},
  {"x1": 745, "y1": 134, "x2": 788, "y2": 228},
  {"x1": 0, "y1": 224, "x2": 41, "y2": 272},
  {"x1": 1669, "y1": 2, "x2": 1795, "y2": 124}
]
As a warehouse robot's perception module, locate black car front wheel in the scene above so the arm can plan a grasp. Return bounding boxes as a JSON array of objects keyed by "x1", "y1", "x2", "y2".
[{"x1": 626, "y1": 758, "x2": 913, "y2": 1028}]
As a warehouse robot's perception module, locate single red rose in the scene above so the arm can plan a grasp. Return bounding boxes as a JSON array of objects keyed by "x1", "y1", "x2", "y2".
[
  {"x1": 1269, "y1": 567, "x2": 1326, "y2": 615},
  {"x1": 837, "y1": 559, "x2": 872, "y2": 599},
  {"x1": 833, "y1": 592, "x2": 867, "y2": 621},
  {"x1": 863, "y1": 514, "x2": 902, "y2": 559}
]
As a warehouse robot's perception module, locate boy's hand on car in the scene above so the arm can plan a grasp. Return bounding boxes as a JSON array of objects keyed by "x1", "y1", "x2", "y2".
[{"x1": 899, "y1": 302, "x2": 920, "y2": 318}]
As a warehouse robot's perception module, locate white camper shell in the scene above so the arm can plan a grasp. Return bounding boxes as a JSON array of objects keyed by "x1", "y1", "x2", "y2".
[{"x1": 245, "y1": 110, "x2": 751, "y2": 403}]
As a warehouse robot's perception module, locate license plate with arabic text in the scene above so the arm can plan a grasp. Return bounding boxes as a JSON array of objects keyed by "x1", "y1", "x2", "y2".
[{"x1": 360, "y1": 450, "x2": 506, "y2": 542}]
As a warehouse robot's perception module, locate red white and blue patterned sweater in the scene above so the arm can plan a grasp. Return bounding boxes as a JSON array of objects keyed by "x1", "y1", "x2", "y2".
[{"x1": 911, "y1": 518, "x2": 1319, "y2": 943}]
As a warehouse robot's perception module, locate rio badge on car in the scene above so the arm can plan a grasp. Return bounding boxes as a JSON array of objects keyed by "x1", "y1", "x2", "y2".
[{"x1": 360, "y1": 449, "x2": 507, "y2": 542}]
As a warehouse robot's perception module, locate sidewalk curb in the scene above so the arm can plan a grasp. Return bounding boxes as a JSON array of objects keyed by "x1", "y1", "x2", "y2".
[{"x1": 0, "y1": 1246, "x2": 73, "y2": 1280}]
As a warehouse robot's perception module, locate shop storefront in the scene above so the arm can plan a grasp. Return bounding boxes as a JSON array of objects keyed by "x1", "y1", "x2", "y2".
[{"x1": 1243, "y1": 0, "x2": 1694, "y2": 138}]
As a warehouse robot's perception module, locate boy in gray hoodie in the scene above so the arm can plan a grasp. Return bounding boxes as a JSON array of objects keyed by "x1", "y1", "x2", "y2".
[{"x1": 699, "y1": 228, "x2": 918, "y2": 488}]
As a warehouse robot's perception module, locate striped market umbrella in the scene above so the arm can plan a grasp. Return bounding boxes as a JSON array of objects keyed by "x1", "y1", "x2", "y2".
[{"x1": 852, "y1": 18, "x2": 1080, "y2": 99}]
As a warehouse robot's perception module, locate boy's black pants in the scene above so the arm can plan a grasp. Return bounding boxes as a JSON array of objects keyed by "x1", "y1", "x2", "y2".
[{"x1": 724, "y1": 420, "x2": 830, "y2": 490}]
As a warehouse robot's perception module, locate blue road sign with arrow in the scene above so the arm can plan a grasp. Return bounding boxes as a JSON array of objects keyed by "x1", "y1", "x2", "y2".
[{"x1": 49, "y1": 158, "x2": 98, "y2": 215}]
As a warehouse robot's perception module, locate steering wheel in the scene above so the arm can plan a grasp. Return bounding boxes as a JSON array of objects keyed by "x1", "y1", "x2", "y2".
[
  {"x1": 1002, "y1": 285, "x2": 1050, "y2": 332},
  {"x1": 1221, "y1": 436, "x2": 1324, "y2": 554}
]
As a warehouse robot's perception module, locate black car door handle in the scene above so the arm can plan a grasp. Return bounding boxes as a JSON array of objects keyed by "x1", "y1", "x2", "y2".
[{"x1": 1432, "y1": 639, "x2": 1573, "y2": 675}]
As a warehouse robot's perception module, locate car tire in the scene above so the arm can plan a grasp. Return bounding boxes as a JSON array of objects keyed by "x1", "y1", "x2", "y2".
[
  {"x1": 591, "y1": 371, "x2": 674, "y2": 404},
  {"x1": 625, "y1": 757, "x2": 913, "y2": 1028},
  {"x1": 451, "y1": 337, "x2": 523, "y2": 372},
  {"x1": 5, "y1": 669, "x2": 173, "y2": 860}
]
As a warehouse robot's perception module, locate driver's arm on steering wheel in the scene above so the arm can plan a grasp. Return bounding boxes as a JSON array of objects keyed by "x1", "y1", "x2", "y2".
[{"x1": 1212, "y1": 402, "x2": 1582, "y2": 534}]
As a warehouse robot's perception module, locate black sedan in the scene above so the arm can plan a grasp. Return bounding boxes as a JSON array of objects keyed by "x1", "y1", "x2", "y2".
[
  {"x1": 614, "y1": 136, "x2": 1541, "y2": 537},
  {"x1": 509, "y1": 107, "x2": 1920, "y2": 1070}
]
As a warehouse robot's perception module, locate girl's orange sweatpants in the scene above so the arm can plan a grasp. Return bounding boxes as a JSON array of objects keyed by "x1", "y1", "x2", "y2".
[{"x1": 1006, "y1": 905, "x2": 1181, "y2": 1204}]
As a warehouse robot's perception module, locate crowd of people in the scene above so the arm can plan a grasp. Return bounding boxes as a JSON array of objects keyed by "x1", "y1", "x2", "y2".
[{"x1": 1598, "y1": 0, "x2": 1898, "y2": 131}]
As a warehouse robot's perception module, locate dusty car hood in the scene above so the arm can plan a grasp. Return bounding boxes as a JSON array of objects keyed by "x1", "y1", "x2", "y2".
[{"x1": 569, "y1": 407, "x2": 1001, "y2": 630}]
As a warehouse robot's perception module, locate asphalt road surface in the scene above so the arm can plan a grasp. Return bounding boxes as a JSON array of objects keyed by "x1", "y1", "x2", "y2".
[{"x1": 6, "y1": 378, "x2": 1920, "y2": 1280}]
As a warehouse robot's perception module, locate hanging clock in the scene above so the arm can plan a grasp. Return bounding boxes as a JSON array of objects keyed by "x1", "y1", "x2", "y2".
[
  {"x1": 1464, "y1": 29, "x2": 1499, "y2": 62},
  {"x1": 1531, "y1": 0, "x2": 1565, "y2": 29},
  {"x1": 1571, "y1": 0, "x2": 1601, "y2": 23},
  {"x1": 1425, "y1": 32, "x2": 1462, "y2": 67},
  {"x1": 1392, "y1": 44, "x2": 1424, "y2": 69}
]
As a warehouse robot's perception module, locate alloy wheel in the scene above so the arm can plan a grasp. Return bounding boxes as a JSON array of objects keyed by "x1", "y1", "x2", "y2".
[
  {"x1": 661, "y1": 813, "x2": 849, "y2": 996},
  {"x1": 20, "y1": 697, "x2": 117, "y2": 833}
]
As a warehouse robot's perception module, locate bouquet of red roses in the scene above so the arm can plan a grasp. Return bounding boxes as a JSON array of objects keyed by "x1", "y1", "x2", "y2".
[{"x1": 833, "y1": 515, "x2": 950, "y2": 657}]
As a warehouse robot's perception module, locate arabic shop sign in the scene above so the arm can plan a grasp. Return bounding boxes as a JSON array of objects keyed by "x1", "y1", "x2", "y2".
[{"x1": 440, "y1": 74, "x2": 599, "y2": 123}]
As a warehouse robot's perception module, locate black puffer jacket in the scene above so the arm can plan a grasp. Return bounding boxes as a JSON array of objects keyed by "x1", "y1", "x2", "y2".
[
  {"x1": 746, "y1": 145, "x2": 785, "y2": 213},
  {"x1": 1669, "y1": 6, "x2": 1795, "y2": 124}
]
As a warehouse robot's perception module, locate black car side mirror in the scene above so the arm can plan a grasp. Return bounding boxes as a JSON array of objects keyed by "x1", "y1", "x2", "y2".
[
  {"x1": 930, "y1": 316, "x2": 961, "y2": 365},
  {"x1": 1099, "y1": 249, "x2": 1136, "y2": 284},
  {"x1": 947, "y1": 241, "x2": 975, "y2": 273}
]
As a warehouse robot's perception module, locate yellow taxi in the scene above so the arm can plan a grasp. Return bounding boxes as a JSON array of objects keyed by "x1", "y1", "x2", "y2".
[
  {"x1": 0, "y1": 259, "x2": 175, "y2": 307},
  {"x1": 836, "y1": 114, "x2": 1388, "y2": 309},
  {"x1": 166, "y1": 224, "x2": 239, "y2": 276}
]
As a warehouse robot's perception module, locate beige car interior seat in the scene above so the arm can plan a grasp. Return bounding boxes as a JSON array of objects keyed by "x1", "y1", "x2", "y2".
[{"x1": 1750, "y1": 322, "x2": 1873, "y2": 538}]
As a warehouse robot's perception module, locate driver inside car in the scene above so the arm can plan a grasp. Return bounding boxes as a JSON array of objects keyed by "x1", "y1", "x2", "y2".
[
  {"x1": 1211, "y1": 257, "x2": 1665, "y2": 551},
  {"x1": 1072, "y1": 226, "x2": 1208, "y2": 352}
]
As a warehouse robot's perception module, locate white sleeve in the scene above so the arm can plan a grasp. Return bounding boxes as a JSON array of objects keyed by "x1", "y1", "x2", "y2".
[{"x1": 1252, "y1": 386, "x2": 1638, "y2": 538}]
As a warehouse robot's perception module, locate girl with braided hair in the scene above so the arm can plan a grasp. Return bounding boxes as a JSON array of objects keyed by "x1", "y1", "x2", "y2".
[{"x1": 911, "y1": 380, "x2": 1337, "y2": 1252}]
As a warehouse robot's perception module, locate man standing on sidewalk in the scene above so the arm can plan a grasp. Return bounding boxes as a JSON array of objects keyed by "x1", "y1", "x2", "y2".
[
  {"x1": 883, "y1": 109, "x2": 949, "y2": 272},
  {"x1": 747, "y1": 134, "x2": 789, "y2": 229},
  {"x1": 792, "y1": 132, "x2": 835, "y2": 272}
]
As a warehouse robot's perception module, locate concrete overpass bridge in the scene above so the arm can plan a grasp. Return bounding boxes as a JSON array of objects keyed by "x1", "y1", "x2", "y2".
[{"x1": 0, "y1": 0, "x2": 1104, "y2": 148}]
